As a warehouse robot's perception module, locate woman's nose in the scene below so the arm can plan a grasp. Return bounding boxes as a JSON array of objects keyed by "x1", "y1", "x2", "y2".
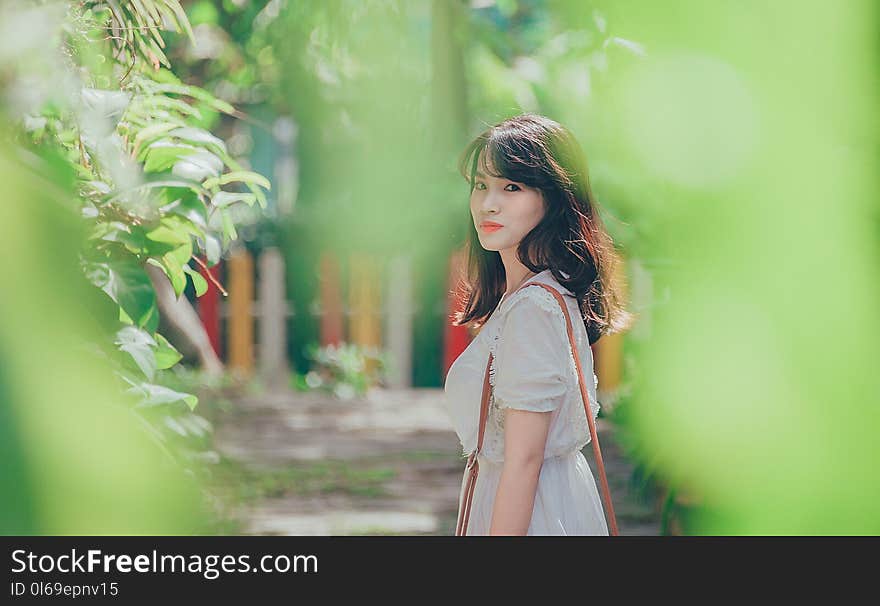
[{"x1": 479, "y1": 191, "x2": 500, "y2": 213}]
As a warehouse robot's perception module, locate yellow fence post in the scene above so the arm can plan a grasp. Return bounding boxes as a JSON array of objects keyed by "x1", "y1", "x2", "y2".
[
  {"x1": 594, "y1": 254, "x2": 627, "y2": 412},
  {"x1": 348, "y1": 254, "x2": 382, "y2": 382}
]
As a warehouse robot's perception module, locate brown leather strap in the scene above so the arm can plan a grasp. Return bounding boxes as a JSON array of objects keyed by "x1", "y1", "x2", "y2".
[
  {"x1": 525, "y1": 282, "x2": 620, "y2": 536},
  {"x1": 455, "y1": 358, "x2": 491, "y2": 535},
  {"x1": 454, "y1": 282, "x2": 546, "y2": 536},
  {"x1": 456, "y1": 279, "x2": 619, "y2": 536}
]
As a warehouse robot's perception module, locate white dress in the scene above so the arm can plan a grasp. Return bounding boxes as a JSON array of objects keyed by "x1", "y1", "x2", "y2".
[{"x1": 443, "y1": 269, "x2": 609, "y2": 535}]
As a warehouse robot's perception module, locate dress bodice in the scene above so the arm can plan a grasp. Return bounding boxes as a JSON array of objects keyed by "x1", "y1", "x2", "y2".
[{"x1": 443, "y1": 269, "x2": 600, "y2": 464}]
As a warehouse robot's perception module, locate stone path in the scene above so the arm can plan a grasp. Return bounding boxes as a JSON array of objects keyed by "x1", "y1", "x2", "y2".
[{"x1": 211, "y1": 387, "x2": 662, "y2": 535}]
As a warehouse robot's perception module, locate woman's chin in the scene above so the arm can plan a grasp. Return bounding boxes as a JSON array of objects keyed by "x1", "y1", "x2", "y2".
[{"x1": 478, "y1": 235, "x2": 507, "y2": 252}]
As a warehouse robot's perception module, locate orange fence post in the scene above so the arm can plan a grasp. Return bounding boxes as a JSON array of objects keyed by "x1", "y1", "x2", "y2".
[{"x1": 227, "y1": 246, "x2": 254, "y2": 378}]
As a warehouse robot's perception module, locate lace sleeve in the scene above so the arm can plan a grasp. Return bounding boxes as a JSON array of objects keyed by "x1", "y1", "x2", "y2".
[{"x1": 492, "y1": 287, "x2": 569, "y2": 413}]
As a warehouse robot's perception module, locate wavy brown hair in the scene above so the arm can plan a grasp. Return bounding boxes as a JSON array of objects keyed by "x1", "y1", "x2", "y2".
[{"x1": 451, "y1": 113, "x2": 635, "y2": 345}]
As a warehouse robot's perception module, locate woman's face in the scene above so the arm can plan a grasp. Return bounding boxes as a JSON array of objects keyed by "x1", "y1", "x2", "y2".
[{"x1": 470, "y1": 164, "x2": 545, "y2": 252}]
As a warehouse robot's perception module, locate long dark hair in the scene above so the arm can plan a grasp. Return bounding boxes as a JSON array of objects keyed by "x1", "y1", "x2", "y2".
[{"x1": 451, "y1": 113, "x2": 635, "y2": 345}]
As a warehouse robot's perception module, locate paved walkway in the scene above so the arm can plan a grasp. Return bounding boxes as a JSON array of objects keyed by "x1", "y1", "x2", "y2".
[{"x1": 211, "y1": 387, "x2": 662, "y2": 535}]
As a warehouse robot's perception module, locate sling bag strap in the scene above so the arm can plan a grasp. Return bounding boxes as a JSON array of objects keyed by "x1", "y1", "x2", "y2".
[{"x1": 455, "y1": 280, "x2": 619, "y2": 536}]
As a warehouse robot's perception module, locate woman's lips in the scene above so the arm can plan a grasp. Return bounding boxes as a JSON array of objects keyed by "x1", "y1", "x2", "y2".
[{"x1": 480, "y1": 223, "x2": 503, "y2": 233}]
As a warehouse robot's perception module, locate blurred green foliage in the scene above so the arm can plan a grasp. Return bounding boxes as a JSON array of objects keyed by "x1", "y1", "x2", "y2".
[
  {"x1": 0, "y1": 0, "x2": 270, "y2": 533},
  {"x1": 302, "y1": 342, "x2": 390, "y2": 399}
]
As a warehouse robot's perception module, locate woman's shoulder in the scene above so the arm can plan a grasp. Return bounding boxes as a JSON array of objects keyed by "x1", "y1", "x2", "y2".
[
  {"x1": 500, "y1": 269, "x2": 575, "y2": 317},
  {"x1": 497, "y1": 269, "x2": 590, "y2": 356},
  {"x1": 496, "y1": 283, "x2": 573, "y2": 350},
  {"x1": 503, "y1": 284, "x2": 563, "y2": 319}
]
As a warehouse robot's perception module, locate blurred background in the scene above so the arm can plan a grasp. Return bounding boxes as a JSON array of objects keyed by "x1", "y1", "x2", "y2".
[{"x1": 1, "y1": 0, "x2": 877, "y2": 535}]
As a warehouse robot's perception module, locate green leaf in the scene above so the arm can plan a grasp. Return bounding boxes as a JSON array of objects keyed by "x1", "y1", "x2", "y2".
[
  {"x1": 166, "y1": 264, "x2": 186, "y2": 298},
  {"x1": 176, "y1": 414, "x2": 210, "y2": 438},
  {"x1": 80, "y1": 88, "x2": 132, "y2": 127},
  {"x1": 212, "y1": 191, "x2": 256, "y2": 208},
  {"x1": 143, "y1": 142, "x2": 196, "y2": 172},
  {"x1": 253, "y1": 187, "x2": 267, "y2": 210},
  {"x1": 167, "y1": 127, "x2": 226, "y2": 154},
  {"x1": 146, "y1": 224, "x2": 190, "y2": 246},
  {"x1": 119, "y1": 306, "x2": 134, "y2": 325},
  {"x1": 107, "y1": 178, "x2": 204, "y2": 207},
  {"x1": 220, "y1": 207, "x2": 237, "y2": 245},
  {"x1": 115, "y1": 325, "x2": 158, "y2": 381},
  {"x1": 172, "y1": 148, "x2": 224, "y2": 181},
  {"x1": 162, "y1": 416, "x2": 188, "y2": 436},
  {"x1": 133, "y1": 122, "x2": 180, "y2": 153},
  {"x1": 84, "y1": 260, "x2": 157, "y2": 329},
  {"x1": 161, "y1": 0, "x2": 197, "y2": 46},
  {"x1": 155, "y1": 332, "x2": 183, "y2": 369},
  {"x1": 117, "y1": 299, "x2": 158, "y2": 334},
  {"x1": 89, "y1": 221, "x2": 130, "y2": 241},
  {"x1": 223, "y1": 156, "x2": 268, "y2": 208},
  {"x1": 147, "y1": 82, "x2": 234, "y2": 115},
  {"x1": 127, "y1": 382, "x2": 199, "y2": 411},
  {"x1": 147, "y1": 32, "x2": 170, "y2": 64},
  {"x1": 146, "y1": 215, "x2": 201, "y2": 247},
  {"x1": 136, "y1": 94, "x2": 203, "y2": 119},
  {"x1": 204, "y1": 171, "x2": 271, "y2": 191},
  {"x1": 158, "y1": 240, "x2": 193, "y2": 298},
  {"x1": 119, "y1": 224, "x2": 150, "y2": 254},
  {"x1": 203, "y1": 234, "x2": 221, "y2": 265},
  {"x1": 165, "y1": 193, "x2": 207, "y2": 229},
  {"x1": 127, "y1": 0, "x2": 152, "y2": 28},
  {"x1": 169, "y1": 240, "x2": 193, "y2": 266},
  {"x1": 142, "y1": 301, "x2": 160, "y2": 334},
  {"x1": 182, "y1": 264, "x2": 208, "y2": 296}
]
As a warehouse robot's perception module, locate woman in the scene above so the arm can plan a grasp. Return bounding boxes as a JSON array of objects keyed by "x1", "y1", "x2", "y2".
[{"x1": 443, "y1": 113, "x2": 635, "y2": 535}]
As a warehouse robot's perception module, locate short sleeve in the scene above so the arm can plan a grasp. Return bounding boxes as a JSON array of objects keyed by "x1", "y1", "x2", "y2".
[{"x1": 492, "y1": 288, "x2": 569, "y2": 413}]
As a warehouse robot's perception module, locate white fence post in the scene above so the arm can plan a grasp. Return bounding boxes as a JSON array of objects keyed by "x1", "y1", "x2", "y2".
[
  {"x1": 259, "y1": 247, "x2": 290, "y2": 392},
  {"x1": 385, "y1": 254, "x2": 414, "y2": 389}
]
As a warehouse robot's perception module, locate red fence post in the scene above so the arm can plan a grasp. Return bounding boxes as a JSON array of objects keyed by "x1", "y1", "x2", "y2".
[
  {"x1": 319, "y1": 252, "x2": 344, "y2": 348},
  {"x1": 443, "y1": 248, "x2": 471, "y2": 380},
  {"x1": 197, "y1": 256, "x2": 222, "y2": 358}
]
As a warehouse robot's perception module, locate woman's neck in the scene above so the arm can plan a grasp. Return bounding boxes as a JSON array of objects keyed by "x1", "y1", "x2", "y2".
[{"x1": 502, "y1": 266, "x2": 538, "y2": 298}]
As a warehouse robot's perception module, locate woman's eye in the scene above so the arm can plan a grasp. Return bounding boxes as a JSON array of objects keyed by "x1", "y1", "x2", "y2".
[{"x1": 472, "y1": 181, "x2": 520, "y2": 191}]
